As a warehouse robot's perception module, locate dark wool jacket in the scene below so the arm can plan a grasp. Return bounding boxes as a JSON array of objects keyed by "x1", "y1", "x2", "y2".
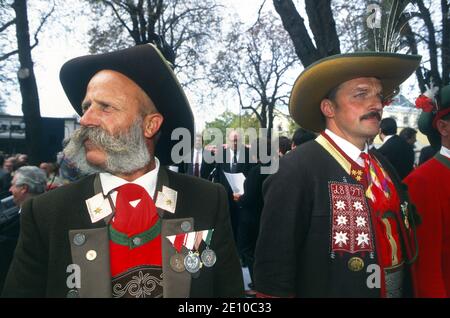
[
  {"x1": 254, "y1": 139, "x2": 417, "y2": 298},
  {"x1": 2, "y1": 167, "x2": 244, "y2": 298}
]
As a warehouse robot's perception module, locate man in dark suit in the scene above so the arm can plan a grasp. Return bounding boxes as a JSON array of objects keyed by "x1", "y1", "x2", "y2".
[
  {"x1": 378, "y1": 117, "x2": 415, "y2": 179},
  {"x1": 183, "y1": 134, "x2": 214, "y2": 179},
  {"x1": 213, "y1": 130, "x2": 251, "y2": 250},
  {"x1": 254, "y1": 52, "x2": 421, "y2": 297},
  {"x1": 0, "y1": 166, "x2": 47, "y2": 292},
  {"x1": 2, "y1": 44, "x2": 243, "y2": 298}
]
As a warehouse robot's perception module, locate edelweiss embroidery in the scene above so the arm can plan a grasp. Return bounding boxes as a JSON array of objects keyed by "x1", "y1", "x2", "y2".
[{"x1": 329, "y1": 182, "x2": 374, "y2": 254}]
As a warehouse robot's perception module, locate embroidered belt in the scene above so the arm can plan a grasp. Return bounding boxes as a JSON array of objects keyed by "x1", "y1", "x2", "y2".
[{"x1": 109, "y1": 219, "x2": 162, "y2": 249}]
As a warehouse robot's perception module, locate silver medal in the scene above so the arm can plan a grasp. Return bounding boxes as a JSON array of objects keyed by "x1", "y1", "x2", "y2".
[
  {"x1": 184, "y1": 251, "x2": 201, "y2": 273},
  {"x1": 201, "y1": 248, "x2": 217, "y2": 267}
]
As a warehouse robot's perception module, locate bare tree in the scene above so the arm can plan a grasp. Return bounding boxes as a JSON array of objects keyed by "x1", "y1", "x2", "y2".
[
  {"x1": 332, "y1": 0, "x2": 373, "y2": 53},
  {"x1": 210, "y1": 13, "x2": 300, "y2": 131},
  {"x1": 86, "y1": 0, "x2": 222, "y2": 82},
  {"x1": 0, "y1": 0, "x2": 17, "y2": 111},
  {"x1": 405, "y1": 0, "x2": 449, "y2": 88},
  {"x1": 0, "y1": 0, "x2": 54, "y2": 163}
]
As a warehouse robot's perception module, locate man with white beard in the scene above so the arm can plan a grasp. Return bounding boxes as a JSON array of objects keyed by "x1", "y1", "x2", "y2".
[{"x1": 2, "y1": 44, "x2": 243, "y2": 298}]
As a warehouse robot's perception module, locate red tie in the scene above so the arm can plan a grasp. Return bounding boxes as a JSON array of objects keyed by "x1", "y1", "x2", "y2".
[
  {"x1": 112, "y1": 183, "x2": 158, "y2": 235},
  {"x1": 360, "y1": 152, "x2": 371, "y2": 187},
  {"x1": 109, "y1": 183, "x2": 162, "y2": 276},
  {"x1": 359, "y1": 152, "x2": 391, "y2": 203}
]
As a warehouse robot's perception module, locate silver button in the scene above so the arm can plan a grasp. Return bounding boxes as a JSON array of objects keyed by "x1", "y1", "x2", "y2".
[
  {"x1": 132, "y1": 237, "x2": 142, "y2": 246},
  {"x1": 86, "y1": 250, "x2": 97, "y2": 261},
  {"x1": 181, "y1": 221, "x2": 192, "y2": 232},
  {"x1": 66, "y1": 289, "x2": 79, "y2": 298},
  {"x1": 73, "y1": 233, "x2": 86, "y2": 246}
]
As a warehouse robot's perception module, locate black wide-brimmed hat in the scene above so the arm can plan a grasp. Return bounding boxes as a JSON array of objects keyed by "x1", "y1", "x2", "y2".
[
  {"x1": 60, "y1": 43, "x2": 194, "y2": 165},
  {"x1": 289, "y1": 52, "x2": 421, "y2": 132}
]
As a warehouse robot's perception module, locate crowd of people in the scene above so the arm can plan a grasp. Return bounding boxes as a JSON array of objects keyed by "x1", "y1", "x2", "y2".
[
  {"x1": 0, "y1": 152, "x2": 85, "y2": 291},
  {"x1": 0, "y1": 44, "x2": 448, "y2": 298}
]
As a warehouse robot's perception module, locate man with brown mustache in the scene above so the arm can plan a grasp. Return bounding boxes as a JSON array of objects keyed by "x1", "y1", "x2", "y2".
[
  {"x1": 2, "y1": 44, "x2": 243, "y2": 298},
  {"x1": 254, "y1": 52, "x2": 421, "y2": 298}
]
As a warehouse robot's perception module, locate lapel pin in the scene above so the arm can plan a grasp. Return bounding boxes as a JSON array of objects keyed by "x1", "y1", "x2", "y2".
[
  {"x1": 86, "y1": 250, "x2": 97, "y2": 261},
  {"x1": 155, "y1": 186, "x2": 177, "y2": 213},
  {"x1": 85, "y1": 193, "x2": 113, "y2": 223}
]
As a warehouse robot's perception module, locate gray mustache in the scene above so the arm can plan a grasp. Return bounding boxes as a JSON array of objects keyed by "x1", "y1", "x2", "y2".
[
  {"x1": 73, "y1": 126, "x2": 129, "y2": 153},
  {"x1": 63, "y1": 118, "x2": 151, "y2": 175}
]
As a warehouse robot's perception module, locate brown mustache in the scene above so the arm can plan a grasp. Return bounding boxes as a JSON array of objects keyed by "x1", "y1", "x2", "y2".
[{"x1": 360, "y1": 111, "x2": 381, "y2": 121}]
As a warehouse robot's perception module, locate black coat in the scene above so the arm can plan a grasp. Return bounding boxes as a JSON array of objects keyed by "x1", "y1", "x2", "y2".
[
  {"x1": 378, "y1": 135, "x2": 415, "y2": 179},
  {"x1": 0, "y1": 206, "x2": 20, "y2": 293},
  {"x1": 183, "y1": 149, "x2": 215, "y2": 180},
  {"x1": 0, "y1": 170, "x2": 12, "y2": 200},
  {"x1": 237, "y1": 164, "x2": 269, "y2": 271},
  {"x1": 254, "y1": 138, "x2": 416, "y2": 297},
  {"x1": 239, "y1": 164, "x2": 268, "y2": 227},
  {"x1": 213, "y1": 147, "x2": 253, "y2": 245},
  {"x1": 418, "y1": 145, "x2": 437, "y2": 166},
  {"x1": 214, "y1": 147, "x2": 252, "y2": 199},
  {"x1": 2, "y1": 168, "x2": 244, "y2": 298}
]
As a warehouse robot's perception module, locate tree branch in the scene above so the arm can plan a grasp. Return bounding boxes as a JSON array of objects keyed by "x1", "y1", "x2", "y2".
[
  {"x1": 0, "y1": 18, "x2": 16, "y2": 33},
  {"x1": 104, "y1": 0, "x2": 135, "y2": 41},
  {"x1": 272, "y1": 0, "x2": 320, "y2": 66},
  {"x1": 412, "y1": 0, "x2": 441, "y2": 86},
  {"x1": 0, "y1": 49, "x2": 19, "y2": 62},
  {"x1": 137, "y1": 0, "x2": 147, "y2": 43},
  {"x1": 30, "y1": 1, "x2": 55, "y2": 50}
]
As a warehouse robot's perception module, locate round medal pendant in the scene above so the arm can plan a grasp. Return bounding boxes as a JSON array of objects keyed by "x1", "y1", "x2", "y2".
[
  {"x1": 201, "y1": 248, "x2": 217, "y2": 267},
  {"x1": 184, "y1": 252, "x2": 201, "y2": 273},
  {"x1": 348, "y1": 256, "x2": 365, "y2": 272},
  {"x1": 170, "y1": 253, "x2": 185, "y2": 273}
]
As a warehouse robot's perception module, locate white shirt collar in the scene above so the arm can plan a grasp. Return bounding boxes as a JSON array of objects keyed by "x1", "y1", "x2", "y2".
[
  {"x1": 325, "y1": 129, "x2": 368, "y2": 167},
  {"x1": 440, "y1": 145, "x2": 450, "y2": 159},
  {"x1": 99, "y1": 157, "x2": 160, "y2": 200},
  {"x1": 382, "y1": 134, "x2": 394, "y2": 145},
  {"x1": 228, "y1": 147, "x2": 236, "y2": 155},
  {"x1": 193, "y1": 148, "x2": 202, "y2": 163}
]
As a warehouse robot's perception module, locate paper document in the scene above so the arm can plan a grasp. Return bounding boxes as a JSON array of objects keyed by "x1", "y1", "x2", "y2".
[
  {"x1": 168, "y1": 165, "x2": 179, "y2": 173},
  {"x1": 223, "y1": 172, "x2": 246, "y2": 195}
]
